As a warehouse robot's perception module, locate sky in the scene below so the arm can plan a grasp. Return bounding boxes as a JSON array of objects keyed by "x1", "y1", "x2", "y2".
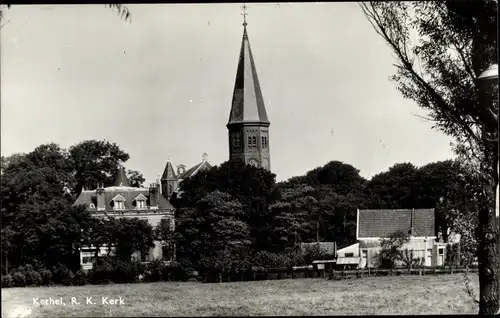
[{"x1": 1, "y1": 3, "x2": 455, "y2": 183}]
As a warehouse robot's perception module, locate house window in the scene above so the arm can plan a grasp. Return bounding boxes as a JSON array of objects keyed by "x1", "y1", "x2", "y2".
[
  {"x1": 345, "y1": 253, "x2": 354, "y2": 257},
  {"x1": 438, "y1": 248, "x2": 444, "y2": 255},
  {"x1": 114, "y1": 201, "x2": 124, "y2": 210},
  {"x1": 136, "y1": 200, "x2": 146, "y2": 209},
  {"x1": 252, "y1": 136, "x2": 257, "y2": 147}
]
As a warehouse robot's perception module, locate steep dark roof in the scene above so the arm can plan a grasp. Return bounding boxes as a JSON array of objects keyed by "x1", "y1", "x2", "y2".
[
  {"x1": 357, "y1": 209, "x2": 435, "y2": 239},
  {"x1": 112, "y1": 167, "x2": 131, "y2": 187},
  {"x1": 74, "y1": 187, "x2": 174, "y2": 211},
  {"x1": 227, "y1": 27, "x2": 270, "y2": 126},
  {"x1": 161, "y1": 161, "x2": 176, "y2": 180},
  {"x1": 178, "y1": 161, "x2": 212, "y2": 180}
]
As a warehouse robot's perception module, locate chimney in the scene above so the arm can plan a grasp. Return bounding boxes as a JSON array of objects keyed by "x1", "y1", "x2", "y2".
[
  {"x1": 149, "y1": 182, "x2": 159, "y2": 208},
  {"x1": 96, "y1": 183, "x2": 106, "y2": 211},
  {"x1": 410, "y1": 208, "x2": 415, "y2": 236}
]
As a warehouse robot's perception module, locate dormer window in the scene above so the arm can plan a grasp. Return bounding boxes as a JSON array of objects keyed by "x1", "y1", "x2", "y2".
[
  {"x1": 111, "y1": 194, "x2": 126, "y2": 210},
  {"x1": 89, "y1": 203, "x2": 95, "y2": 209},
  {"x1": 133, "y1": 193, "x2": 148, "y2": 210}
]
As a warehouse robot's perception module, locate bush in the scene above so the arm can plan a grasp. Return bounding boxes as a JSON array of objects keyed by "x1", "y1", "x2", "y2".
[
  {"x1": 11, "y1": 271, "x2": 26, "y2": 287},
  {"x1": 89, "y1": 257, "x2": 114, "y2": 285},
  {"x1": 2, "y1": 274, "x2": 14, "y2": 288},
  {"x1": 302, "y1": 244, "x2": 327, "y2": 265},
  {"x1": 72, "y1": 269, "x2": 87, "y2": 286},
  {"x1": 51, "y1": 264, "x2": 74, "y2": 286},
  {"x1": 144, "y1": 259, "x2": 165, "y2": 282},
  {"x1": 38, "y1": 268, "x2": 53, "y2": 285},
  {"x1": 111, "y1": 259, "x2": 144, "y2": 284},
  {"x1": 25, "y1": 269, "x2": 42, "y2": 286}
]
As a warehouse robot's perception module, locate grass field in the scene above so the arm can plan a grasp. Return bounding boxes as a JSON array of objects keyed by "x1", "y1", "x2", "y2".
[{"x1": 1, "y1": 274, "x2": 479, "y2": 317}]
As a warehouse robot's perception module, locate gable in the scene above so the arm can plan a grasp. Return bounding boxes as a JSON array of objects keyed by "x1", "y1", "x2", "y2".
[
  {"x1": 134, "y1": 193, "x2": 147, "y2": 201},
  {"x1": 111, "y1": 194, "x2": 126, "y2": 202}
]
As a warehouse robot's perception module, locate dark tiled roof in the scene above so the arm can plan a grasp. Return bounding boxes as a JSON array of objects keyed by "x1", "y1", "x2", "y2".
[
  {"x1": 74, "y1": 186, "x2": 174, "y2": 211},
  {"x1": 227, "y1": 27, "x2": 270, "y2": 126},
  {"x1": 161, "y1": 161, "x2": 176, "y2": 180},
  {"x1": 178, "y1": 161, "x2": 212, "y2": 180},
  {"x1": 112, "y1": 167, "x2": 131, "y2": 187},
  {"x1": 357, "y1": 209, "x2": 435, "y2": 239}
]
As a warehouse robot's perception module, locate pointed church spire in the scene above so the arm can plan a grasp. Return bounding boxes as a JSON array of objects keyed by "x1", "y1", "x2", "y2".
[
  {"x1": 227, "y1": 4, "x2": 270, "y2": 126},
  {"x1": 161, "y1": 160, "x2": 176, "y2": 180},
  {"x1": 112, "y1": 166, "x2": 131, "y2": 187}
]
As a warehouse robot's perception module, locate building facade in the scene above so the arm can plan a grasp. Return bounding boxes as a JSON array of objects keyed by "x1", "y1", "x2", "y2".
[
  {"x1": 336, "y1": 209, "x2": 449, "y2": 268},
  {"x1": 74, "y1": 167, "x2": 175, "y2": 270}
]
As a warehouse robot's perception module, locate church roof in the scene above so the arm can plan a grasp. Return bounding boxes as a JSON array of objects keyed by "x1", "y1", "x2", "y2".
[
  {"x1": 161, "y1": 160, "x2": 176, "y2": 180},
  {"x1": 227, "y1": 26, "x2": 270, "y2": 126},
  {"x1": 112, "y1": 166, "x2": 131, "y2": 187}
]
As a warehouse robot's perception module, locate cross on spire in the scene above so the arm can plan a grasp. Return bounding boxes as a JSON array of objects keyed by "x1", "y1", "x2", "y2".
[{"x1": 241, "y1": 3, "x2": 248, "y2": 28}]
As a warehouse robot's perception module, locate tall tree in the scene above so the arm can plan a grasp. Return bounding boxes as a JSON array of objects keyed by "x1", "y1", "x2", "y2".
[
  {"x1": 1, "y1": 144, "x2": 91, "y2": 272},
  {"x1": 365, "y1": 162, "x2": 418, "y2": 209},
  {"x1": 69, "y1": 140, "x2": 130, "y2": 194},
  {"x1": 175, "y1": 191, "x2": 251, "y2": 272},
  {"x1": 360, "y1": 1, "x2": 498, "y2": 313}
]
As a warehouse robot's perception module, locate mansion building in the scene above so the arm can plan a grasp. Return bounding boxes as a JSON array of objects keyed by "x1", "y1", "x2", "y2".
[{"x1": 74, "y1": 21, "x2": 272, "y2": 269}]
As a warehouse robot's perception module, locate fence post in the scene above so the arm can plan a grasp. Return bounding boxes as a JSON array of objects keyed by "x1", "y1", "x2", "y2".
[
  {"x1": 390, "y1": 268, "x2": 393, "y2": 276},
  {"x1": 357, "y1": 268, "x2": 360, "y2": 278},
  {"x1": 368, "y1": 267, "x2": 371, "y2": 277},
  {"x1": 451, "y1": 266, "x2": 454, "y2": 275},
  {"x1": 341, "y1": 268, "x2": 345, "y2": 279}
]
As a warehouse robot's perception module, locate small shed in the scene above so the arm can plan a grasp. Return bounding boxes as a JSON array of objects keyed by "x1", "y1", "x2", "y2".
[
  {"x1": 312, "y1": 259, "x2": 337, "y2": 271},
  {"x1": 335, "y1": 257, "x2": 360, "y2": 270}
]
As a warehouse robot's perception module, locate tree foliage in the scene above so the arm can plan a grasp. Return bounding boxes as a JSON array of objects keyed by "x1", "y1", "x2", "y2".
[{"x1": 360, "y1": 1, "x2": 498, "y2": 313}]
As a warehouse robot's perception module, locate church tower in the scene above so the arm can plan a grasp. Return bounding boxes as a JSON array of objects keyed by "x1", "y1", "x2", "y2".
[{"x1": 227, "y1": 6, "x2": 271, "y2": 171}]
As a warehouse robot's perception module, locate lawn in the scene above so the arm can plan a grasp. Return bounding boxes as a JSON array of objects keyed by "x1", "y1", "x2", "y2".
[{"x1": 1, "y1": 274, "x2": 479, "y2": 317}]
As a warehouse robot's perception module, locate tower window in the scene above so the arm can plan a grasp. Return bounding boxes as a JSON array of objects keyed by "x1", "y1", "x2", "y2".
[
  {"x1": 261, "y1": 136, "x2": 265, "y2": 148},
  {"x1": 233, "y1": 134, "x2": 241, "y2": 147},
  {"x1": 248, "y1": 136, "x2": 252, "y2": 147},
  {"x1": 252, "y1": 136, "x2": 257, "y2": 147},
  {"x1": 265, "y1": 137, "x2": 268, "y2": 148}
]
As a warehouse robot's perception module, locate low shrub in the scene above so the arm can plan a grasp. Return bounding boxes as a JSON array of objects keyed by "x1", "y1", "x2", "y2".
[
  {"x1": 51, "y1": 264, "x2": 74, "y2": 286},
  {"x1": 73, "y1": 269, "x2": 87, "y2": 286},
  {"x1": 38, "y1": 268, "x2": 53, "y2": 285},
  {"x1": 89, "y1": 257, "x2": 114, "y2": 285},
  {"x1": 2, "y1": 274, "x2": 14, "y2": 288},
  {"x1": 11, "y1": 271, "x2": 26, "y2": 287}
]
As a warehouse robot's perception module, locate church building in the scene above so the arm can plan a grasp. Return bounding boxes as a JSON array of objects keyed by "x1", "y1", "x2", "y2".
[{"x1": 74, "y1": 13, "x2": 271, "y2": 269}]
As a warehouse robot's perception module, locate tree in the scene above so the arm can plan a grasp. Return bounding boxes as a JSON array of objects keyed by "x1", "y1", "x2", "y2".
[
  {"x1": 284, "y1": 160, "x2": 367, "y2": 195},
  {"x1": 360, "y1": 1, "x2": 498, "y2": 313},
  {"x1": 69, "y1": 140, "x2": 130, "y2": 195},
  {"x1": 127, "y1": 169, "x2": 146, "y2": 188},
  {"x1": 178, "y1": 159, "x2": 278, "y2": 251},
  {"x1": 376, "y1": 230, "x2": 410, "y2": 269},
  {"x1": 175, "y1": 191, "x2": 251, "y2": 273},
  {"x1": 365, "y1": 162, "x2": 418, "y2": 209}
]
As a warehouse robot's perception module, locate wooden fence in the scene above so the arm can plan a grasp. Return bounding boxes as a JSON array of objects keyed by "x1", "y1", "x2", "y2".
[
  {"x1": 329, "y1": 266, "x2": 478, "y2": 280},
  {"x1": 200, "y1": 266, "x2": 478, "y2": 283}
]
